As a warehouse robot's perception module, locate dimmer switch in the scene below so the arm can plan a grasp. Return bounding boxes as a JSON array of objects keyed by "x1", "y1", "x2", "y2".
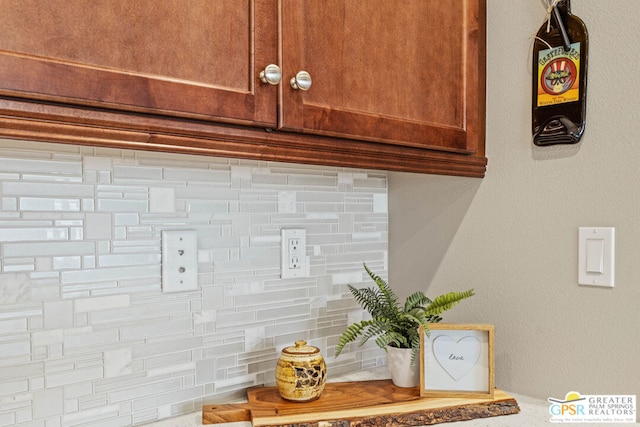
[
  {"x1": 585, "y1": 238, "x2": 604, "y2": 273},
  {"x1": 578, "y1": 227, "x2": 614, "y2": 287}
]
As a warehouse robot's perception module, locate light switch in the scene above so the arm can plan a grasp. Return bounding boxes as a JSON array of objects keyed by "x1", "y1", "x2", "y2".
[
  {"x1": 585, "y1": 238, "x2": 604, "y2": 273},
  {"x1": 578, "y1": 227, "x2": 614, "y2": 287}
]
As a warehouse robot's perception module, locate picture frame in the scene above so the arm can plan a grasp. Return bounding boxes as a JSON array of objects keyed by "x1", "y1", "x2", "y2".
[{"x1": 419, "y1": 324, "x2": 495, "y2": 398}]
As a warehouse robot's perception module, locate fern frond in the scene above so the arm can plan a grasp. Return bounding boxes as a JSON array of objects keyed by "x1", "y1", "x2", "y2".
[
  {"x1": 403, "y1": 291, "x2": 431, "y2": 312},
  {"x1": 334, "y1": 320, "x2": 372, "y2": 357},
  {"x1": 358, "y1": 318, "x2": 392, "y2": 345},
  {"x1": 375, "y1": 331, "x2": 409, "y2": 349},
  {"x1": 363, "y1": 263, "x2": 400, "y2": 314},
  {"x1": 347, "y1": 285, "x2": 383, "y2": 316},
  {"x1": 408, "y1": 335, "x2": 422, "y2": 365},
  {"x1": 403, "y1": 308, "x2": 430, "y2": 326},
  {"x1": 427, "y1": 314, "x2": 443, "y2": 323},
  {"x1": 424, "y1": 289, "x2": 475, "y2": 317}
]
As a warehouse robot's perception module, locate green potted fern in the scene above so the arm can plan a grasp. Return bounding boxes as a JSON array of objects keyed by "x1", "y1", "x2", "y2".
[{"x1": 335, "y1": 263, "x2": 474, "y2": 387}]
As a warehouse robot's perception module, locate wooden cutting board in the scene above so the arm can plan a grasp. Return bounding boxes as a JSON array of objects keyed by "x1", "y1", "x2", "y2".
[{"x1": 202, "y1": 379, "x2": 520, "y2": 426}]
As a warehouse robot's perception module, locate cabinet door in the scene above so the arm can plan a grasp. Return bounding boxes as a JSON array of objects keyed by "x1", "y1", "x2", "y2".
[
  {"x1": 0, "y1": 0, "x2": 278, "y2": 127},
  {"x1": 280, "y1": 0, "x2": 483, "y2": 154}
]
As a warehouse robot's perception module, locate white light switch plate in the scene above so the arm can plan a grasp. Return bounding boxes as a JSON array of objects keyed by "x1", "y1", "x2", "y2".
[
  {"x1": 578, "y1": 227, "x2": 614, "y2": 287},
  {"x1": 162, "y1": 229, "x2": 198, "y2": 293}
]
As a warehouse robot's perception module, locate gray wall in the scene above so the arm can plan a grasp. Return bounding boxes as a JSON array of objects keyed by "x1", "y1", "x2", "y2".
[{"x1": 390, "y1": 0, "x2": 640, "y2": 409}]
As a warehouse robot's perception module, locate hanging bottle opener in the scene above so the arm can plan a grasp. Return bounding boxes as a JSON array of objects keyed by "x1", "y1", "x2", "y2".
[{"x1": 532, "y1": 0, "x2": 588, "y2": 146}]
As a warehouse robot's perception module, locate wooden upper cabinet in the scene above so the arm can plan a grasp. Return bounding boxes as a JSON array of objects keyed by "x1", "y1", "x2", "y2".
[
  {"x1": 0, "y1": 1, "x2": 486, "y2": 176},
  {"x1": 280, "y1": 0, "x2": 483, "y2": 154},
  {"x1": 0, "y1": 0, "x2": 278, "y2": 127}
]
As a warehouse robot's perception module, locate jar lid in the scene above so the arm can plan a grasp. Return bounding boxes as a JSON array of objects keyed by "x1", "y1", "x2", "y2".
[{"x1": 281, "y1": 340, "x2": 320, "y2": 355}]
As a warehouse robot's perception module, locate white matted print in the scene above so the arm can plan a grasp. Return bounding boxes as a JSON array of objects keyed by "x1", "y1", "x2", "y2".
[{"x1": 420, "y1": 324, "x2": 494, "y2": 398}]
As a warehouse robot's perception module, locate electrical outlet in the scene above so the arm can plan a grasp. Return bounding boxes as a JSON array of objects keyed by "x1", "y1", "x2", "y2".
[
  {"x1": 161, "y1": 229, "x2": 198, "y2": 293},
  {"x1": 281, "y1": 228, "x2": 307, "y2": 278}
]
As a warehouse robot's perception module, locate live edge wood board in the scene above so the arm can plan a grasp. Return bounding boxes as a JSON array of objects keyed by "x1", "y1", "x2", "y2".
[{"x1": 202, "y1": 379, "x2": 520, "y2": 427}]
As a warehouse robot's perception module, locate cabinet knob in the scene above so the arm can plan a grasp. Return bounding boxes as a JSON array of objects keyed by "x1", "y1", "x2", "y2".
[
  {"x1": 290, "y1": 71, "x2": 312, "y2": 91},
  {"x1": 259, "y1": 64, "x2": 282, "y2": 85}
]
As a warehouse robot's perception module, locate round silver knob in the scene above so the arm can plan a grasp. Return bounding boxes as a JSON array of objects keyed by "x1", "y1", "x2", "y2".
[
  {"x1": 259, "y1": 64, "x2": 282, "y2": 85},
  {"x1": 290, "y1": 71, "x2": 312, "y2": 91}
]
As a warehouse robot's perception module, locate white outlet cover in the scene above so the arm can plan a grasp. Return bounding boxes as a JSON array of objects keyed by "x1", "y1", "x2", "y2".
[
  {"x1": 281, "y1": 228, "x2": 308, "y2": 278},
  {"x1": 162, "y1": 229, "x2": 198, "y2": 293}
]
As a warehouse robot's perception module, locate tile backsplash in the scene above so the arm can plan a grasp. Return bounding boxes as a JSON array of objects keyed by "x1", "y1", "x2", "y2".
[{"x1": 0, "y1": 139, "x2": 388, "y2": 426}]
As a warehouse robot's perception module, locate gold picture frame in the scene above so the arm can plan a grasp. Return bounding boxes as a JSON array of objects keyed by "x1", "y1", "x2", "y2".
[{"x1": 419, "y1": 324, "x2": 495, "y2": 398}]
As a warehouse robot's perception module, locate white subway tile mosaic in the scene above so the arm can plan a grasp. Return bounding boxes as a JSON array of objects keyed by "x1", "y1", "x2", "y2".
[
  {"x1": 73, "y1": 295, "x2": 131, "y2": 313},
  {"x1": 0, "y1": 227, "x2": 69, "y2": 242},
  {"x1": 0, "y1": 157, "x2": 82, "y2": 175},
  {"x1": 32, "y1": 388, "x2": 64, "y2": 419},
  {"x1": 43, "y1": 300, "x2": 73, "y2": 329},
  {"x1": 46, "y1": 366, "x2": 104, "y2": 388},
  {"x1": 0, "y1": 413, "x2": 15, "y2": 427},
  {"x1": 0, "y1": 139, "x2": 387, "y2": 426}
]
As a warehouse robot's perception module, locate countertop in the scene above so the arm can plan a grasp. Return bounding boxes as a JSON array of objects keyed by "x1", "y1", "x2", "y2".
[{"x1": 148, "y1": 367, "x2": 639, "y2": 426}]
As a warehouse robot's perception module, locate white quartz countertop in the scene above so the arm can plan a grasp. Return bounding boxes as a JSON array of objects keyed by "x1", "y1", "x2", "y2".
[{"x1": 147, "y1": 367, "x2": 639, "y2": 427}]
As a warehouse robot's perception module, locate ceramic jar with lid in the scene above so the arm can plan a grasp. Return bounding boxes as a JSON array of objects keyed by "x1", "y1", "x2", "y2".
[{"x1": 275, "y1": 340, "x2": 326, "y2": 402}]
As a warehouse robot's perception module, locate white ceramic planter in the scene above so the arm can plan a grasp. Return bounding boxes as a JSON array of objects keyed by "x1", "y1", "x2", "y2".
[{"x1": 386, "y1": 345, "x2": 420, "y2": 388}]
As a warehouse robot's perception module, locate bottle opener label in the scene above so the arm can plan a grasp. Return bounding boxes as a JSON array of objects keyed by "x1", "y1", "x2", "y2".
[{"x1": 537, "y1": 42, "x2": 581, "y2": 107}]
